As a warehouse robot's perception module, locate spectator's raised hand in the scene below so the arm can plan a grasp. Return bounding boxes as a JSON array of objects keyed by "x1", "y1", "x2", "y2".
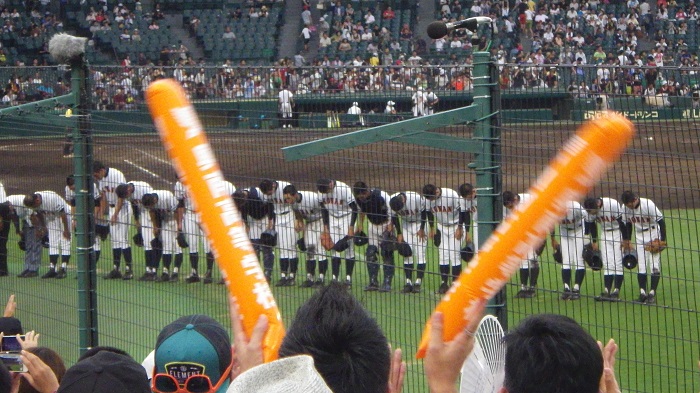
[
  {"x1": 4, "y1": 294, "x2": 16, "y2": 317},
  {"x1": 18, "y1": 331, "x2": 40, "y2": 349},
  {"x1": 387, "y1": 345, "x2": 406, "y2": 393},
  {"x1": 19, "y1": 350, "x2": 59, "y2": 393},
  {"x1": 425, "y1": 300, "x2": 486, "y2": 393},
  {"x1": 598, "y1": 339, "x2": 621, "y2": 393},
  {"x1": 228, "y1": 294, "x2": 269, "y2": 379}
]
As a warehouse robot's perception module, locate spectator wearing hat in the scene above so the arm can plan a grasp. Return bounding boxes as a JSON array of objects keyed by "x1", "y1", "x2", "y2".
[
  {"x1": 58, "y1": 351, "x2": 149, "y2": 393},
  {"x1": 228, "y1": 355, "x2": 332, "y2": 393},
  {"x1": 152, "y1": 315, "x2": 232, "y2": 393}
]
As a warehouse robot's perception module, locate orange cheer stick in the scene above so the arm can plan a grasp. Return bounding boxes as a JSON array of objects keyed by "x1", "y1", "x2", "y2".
[
  {"x1": 146, "y1": 79, "x2": 284, "y2": 362},
  {"x1": 416, "y1": 111, "x2": 634, "y2": 358}
]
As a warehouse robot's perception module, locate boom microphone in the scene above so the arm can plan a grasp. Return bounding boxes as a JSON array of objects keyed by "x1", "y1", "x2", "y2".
[{"x1": 427, "y1": 17, "x2": 492, "y2": 39}]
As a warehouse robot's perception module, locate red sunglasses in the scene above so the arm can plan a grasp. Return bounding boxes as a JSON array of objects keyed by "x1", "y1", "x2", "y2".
[{"x1": 152, "y1": 363, "x2": 232, "y2": 393}]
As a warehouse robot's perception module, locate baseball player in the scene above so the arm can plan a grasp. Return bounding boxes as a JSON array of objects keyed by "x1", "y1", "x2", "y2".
[
  {"x1": 620, "y1": 190, "x2": 667, "y2": 305},
  {"x1": 142, "y1": 190, "x2": 183, "y2": 282},
  {"x1": 425, "y1": 89, "x2": 439, "y2": 115},
  {"x1": 423, "y1": 184, "x2": 464, "y2": 294},
  {"x1": 389, "y1": 191, "x2": 429, "y2": 293},
  {"x1": 458, "y1": 183, "x2": 478, "y2": 251},
  {"x1": 232, "y1": 187, "x2": 275, "y2": 283},
  {"x1": 347, "y1": 102, "x2": 365, "y2": 126},
  {"x1": 503, "y1": 191, "x2": 543, "y2": 298},
  {"x1": 0, "y1": 200, "x2": 10, "y2": 276},
  {"x1": 317, "y1": 178, "x2": 358, "y2": 287},
  {"x1": 23, "y1": 191, "x2": 71, "y2": 279},
  {"x1": 283, "y1": 184, "x2": 327, "y2": 287},
  {"x1": 114, "y1": 181, "x2": 157, "y2": 281},
  {"x1": 260, "y1": 179, "x2": 299, "y2": 286},
  {"x1": 352, "y1": 181, "x2": 395, "y2": 292},
  {"x1": 412, "y1": 87, "x2": 427, "y2": 117},
  {"x1": 583, "y1": 197, "x2": 626, "y2": 301},
  {"x1": 278, "y1": 85, "x2": 294, "y2": 129},
  {"x1": 93, "y1": 161, "x2": 133, "y2": 279},
  {"x1": 550, "y1": 201, "x2": 589, "y2": 300},
  {"x1": 7, "y1": 195, "x2": 41, "y2": 277},
  {"x1": 66, "y1": 175, "x2": 103, "y2": 273}
]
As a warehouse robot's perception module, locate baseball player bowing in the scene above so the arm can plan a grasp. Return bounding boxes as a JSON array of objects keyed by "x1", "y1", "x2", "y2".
[
  {"x1": 583, "y1": 196, "x2": 626, "y2": 301},
  {"x1": 260, "y1": 179, "x2": 298, "y2": 287},
  {"x1": 23, "y1": 191, "x2": 71, "y2": 279},
  {"x1": 389, "y1": 191, "x2": 429, "y2": 293},
  {"x1": 503, "y1": 191, "x2": 545, "y2": 298},
  {"x1": 232, "y1": 187, "x2": 275, "y2": 283},
  {"x1": 423, "y1": 184, "x2": 465, "y2": 295},
  {"x1": 317, "y1": 178, "x2": 359, "y2": 287},
  {"x1": 93, "y1": 161, "x2": 133, "y2": 280},
  {"x1": 115, "y1": 181, "x2": 156, "y2": 281},
  {"x1": 142, "y1": 190, "x2": 183, "y2": 282},
  {"x1": 550, "y1": 200, "x2": 589, "y2": 300},
  {"x1": 283, "y1": 184, "x2": 328, "y2": 288},
  {"x1": 620, "y1": 190, "x2": 667, "y2": 305},
  {"x1": 353, "y1": 181, "x2": 395, "y2": 292},
  {"x1": 66, "y1": 175, "x2": 103, "y2": 273},
  {"x1": 458, "y1": 183, "x2": 478, "y2": 251}
]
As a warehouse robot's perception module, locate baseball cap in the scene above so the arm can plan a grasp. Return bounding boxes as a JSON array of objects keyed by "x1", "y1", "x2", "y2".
[
  {"x1": 58, "y1": 351, "x2": 150, "y2": 393},
  {"x1": 227, "y1": 355, "x2": 332, "y2": 393},
  {"x1": 154, "y1": 315, "x2": 232, "y2": 393}
]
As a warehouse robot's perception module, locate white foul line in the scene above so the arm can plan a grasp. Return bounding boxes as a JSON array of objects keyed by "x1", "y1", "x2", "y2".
[
  {"x1": 124, "y1": 159, "x2": 172, "y2": 184},
  {"x1": 134, "y1": 148, "x2": 171, "y2": 165}
]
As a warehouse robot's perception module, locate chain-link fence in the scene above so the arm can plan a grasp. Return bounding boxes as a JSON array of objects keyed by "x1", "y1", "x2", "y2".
[{"x1": 0, "y1": 63, "x2": 698, "y2": 392}]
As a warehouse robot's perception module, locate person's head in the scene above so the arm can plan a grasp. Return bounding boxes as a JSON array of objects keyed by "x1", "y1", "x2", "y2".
[
  {"x1": 282, "y1": 184, "x2": 299, "y2": 204},
  {"x1": 57, "y1": 351, "x2": 150, "y2": 393},
  {"x1": 389, "y1": 194, "x2": 405, "y2": 212},
  {"x1": 66, "y1": 175, "x2": 75, "y2": 191},
  {"x1": 259, "y1": 179, "x2": 277, "y2": 195},
  {"x1": 18, "y1": 347, "x2": 66, "y2": 393},
  {"x1": 352, "y1": 181, "x2": 371, "y2": 202},
  {"x1": 232, "y1": 189, "x2": 249, "y2": 210},
  {"x1": 77, "y1": 346, "x2": 130, "y2": 363},
  {"x1": 278, "y1": 283, "x2": 391, "y2": 393},
  {"x1": 153, "y1": 314, "x2": 232, "y2": 393},
  {"x1": 583, "y1": 197, "x2": 602, "y2": 215},
  {"x1": 0, "y1": 318, "x2": 22, "y2": 336},
  {"x1": 316, "y1": 179, "x2": 334, "y2": 194},
  {"x1": 502, "y1": 191, "x2": 520, "y2": 210},
  {"x1": 115, "y1": 183, "x2": 132, "y2": 199},
  {"x1": 458, "y1": 183, "x2": 476, "y2": 199},
  {"x1": 141, "y1": 193, "x2": 159, "y2": 209},
  {"x1": 620, "y1": 190, "x2": 638, "y2": 209},
  {"x1": 422, "y1": 184, "x2": 439, "y2": 201},
  {"x1": 501, "y1": 314, "x2": 603, "y2": 393},
  {"x1": 92, "y1": 161, "x2": 107, "y2": 180},
  {"x1": 22, "y1": 194, "x2": 40, "y2": 209}
]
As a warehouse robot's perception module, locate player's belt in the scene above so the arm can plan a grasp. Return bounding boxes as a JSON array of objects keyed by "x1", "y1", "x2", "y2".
[
  {"x1": 562, "y1": 225, "x2": 582, "y2": 231},
  {"x1": 109, "y1": 204, "x2": 116, "y2": 207},
  {"x1": 278, "y1": 211, "x2": 290, "y2": 215},
  {"x1": 604, "y1": 228, "x2": 618, "y2": 231},
  {"x1": 639, "y1": 225, "x2": 657, "y2": 232}
]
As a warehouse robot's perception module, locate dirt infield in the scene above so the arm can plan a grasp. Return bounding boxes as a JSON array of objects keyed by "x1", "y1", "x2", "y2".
[{"x1": 1, "y1": 121, "x2": 698, "y2": 209}]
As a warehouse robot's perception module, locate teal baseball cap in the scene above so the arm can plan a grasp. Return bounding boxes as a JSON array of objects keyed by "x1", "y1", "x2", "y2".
[{"x1": 154, "y1": 315, "x2": 232, "y2": 393}]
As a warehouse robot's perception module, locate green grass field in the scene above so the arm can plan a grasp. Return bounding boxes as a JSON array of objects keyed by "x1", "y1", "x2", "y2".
[{"x1": 1, "y1": 209, "x2": 699, "y2": 393}]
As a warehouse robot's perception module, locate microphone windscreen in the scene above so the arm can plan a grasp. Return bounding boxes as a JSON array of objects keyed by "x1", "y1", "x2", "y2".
[
  {"x1": 427, "y1": 21, "x2": 448, "y2": 39},
  {"x1": 49, "y1": 33, "x2": 87, "y2": 64}
]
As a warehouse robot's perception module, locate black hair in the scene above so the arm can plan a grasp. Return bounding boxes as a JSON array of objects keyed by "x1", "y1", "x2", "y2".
[
  {"x1": 422, "y1": 184, "x2": 437, "y2": 198},
  {"x1": 66, "y1": 175, "x2": 75, "y2": 187},
  {"x1": 78, "y1": 346, "x2": 131, "y2": 362},
  {"x1": 141, "y1": 193, "x2": 158, "y2": 208},
  {"x1": 317, "y1": 178, "x2": 332, "y2": 194},
  {"x1": 279, "y1": 282, "x2": 391, "y2": 393},
  {"x1": 458, "y1": 183, "x2": 474, "y2": 198},
  {"x1": 583, "y1": 197, "x2": 600, "y2": 210},
  {"x1": 503, "y1": 314, "x2": 603, "y2": 393},
  {"x1": 92, "y1": 161, "x2": 106, "y2": 173},
  {"x1": 259, "y1": 179, "x2": 276, "y2": 194},
  {"x1": 282, "y1": 184, "x2": 298, "y2": 196},
  {"x1": 502, "y1": 191, "x2": 518, "y2": 206},
  {"x1": 620, "y1": 190, "x2": 637, "y2": 204},
  {"x1": 115, "y1": 184, "x2": 130, "y2": 199},
  {"x1": 352, "y1": 181, "x2": 370, "y2": 197},
  {"x1": 232, "y1": 189, "x2": 248, "y2": 210},
  {"x1": 389, "y1": 194, "x2": 404, "y2": 212}
]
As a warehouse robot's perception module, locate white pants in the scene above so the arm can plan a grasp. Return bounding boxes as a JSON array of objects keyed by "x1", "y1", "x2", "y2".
[
  {"x1": 328, "y1": 214, "x2": 354, "y2": 259},
  {"x1": 161, "y1": 218, "x2": 178, "y2": 254},
  {"x1": 182, "y1": 211, "x2": 210, "y2": 254},
  {"x1": 142, "y1": 209, "x2": 155, "y2": 252},
  {"x1": 561, "y1": 226, "x2": 585, "y2": 270},
  {"x1": 47, "y1": 218, "x2": 70, "y2": 256},
  {"x1": 436, "y1": 223, "x2": 461, "y2": 267},
  {"x1": 401, "y1": 220, "x2": 427, "y2": 265},
  {"x1": 109, "y1": 204, "x2": 132, "y2": 249},
  {"x1": 635, "y1": 228, "x2": 661, "y2": 274},
  {"x1": 276, "y1": 211, "x2": 297, "y2": 259},
  {"x1": 600, "y1": 229, "x2": 623, "y2": 275},
  {"x1": 280, "y1": 103, "x2": 292, "y2": 118},
  {"x1": 303, "y1": 219, "x2": 325, "y2": 260},
  {"x1": 366, "y1": 220, "x2": 391, "y2": 247}
]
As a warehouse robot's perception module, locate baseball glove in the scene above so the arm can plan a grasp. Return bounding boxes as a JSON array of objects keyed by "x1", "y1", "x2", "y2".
[
  {"x1": 320, "y1": 232, "x2": 334, "y2": 251},
  {"x1": 95, "y1": 224, "x2": 110, "y2": 241},
  {"x1": 296, "y1": 237, "x2": 307, "y2": 252},
  {"x1": 35, "y1": 226, "x2": 48, "y2": 240},
  {"x1": 150, "y1": 237, "x2": 163, "y2": 250},
  {"x1": 18, "y1": 233, "x2": 26, "y2": 252},
  {"x1": 177, "y1": 231, "x2": 189, "y2": 248},
  {"x1": 433, "y1": 229, "x2": 442, "y2": 247},
  {"x1": 132, "y1": 232, "x2": 144, "y2": 247},
  {"x1": 644, "y1": 239, "x2": 667, "y2": 254}
]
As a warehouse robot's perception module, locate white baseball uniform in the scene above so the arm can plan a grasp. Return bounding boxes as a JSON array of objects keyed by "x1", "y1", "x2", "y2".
[
  {"x1": 262, "y1": 180, "x2": 296, "y2": 259},
  {"x1": 427, "y1": 188, "x2": 462, "y2": 266},
  {"x1": 128, "y1": 181, "x2": 154, "y2": 251},
  {"x1": 148, "y1": 190, "x2": 179, "y2": 254},
  {"x1": 97, "y1": 167, "x2": 131, "y2": 248},
  {"x1": 66, "y1": 182, "x2": 102, "y2": 252},
  {"x1": 585, "y1": 197, "x2": 624, "y2": 274},
  {"x1": 623, "y1": 197, "x2": 664, "y2": 274},
  {"x1": 291, "y1": 190, "x2": 325, "y2": 260},
  {"x1": 279, "y1": 89, "x2": 293, "y2": 118},
  {"x1": 319, "y1": 181, "x2": 355, "y2": 259},
  {"x1": 503, "y1": 193, "x2": 539, "y2": 268},
  {"x1": 33, "y1": 191, "x2": 70, "y2": 256},
  {"x1": 390, "y1": 191, "x2": 427, "y2": 265},
  {"x1": 558, "y1": 201, "x2": 587, "y2": 270}
]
